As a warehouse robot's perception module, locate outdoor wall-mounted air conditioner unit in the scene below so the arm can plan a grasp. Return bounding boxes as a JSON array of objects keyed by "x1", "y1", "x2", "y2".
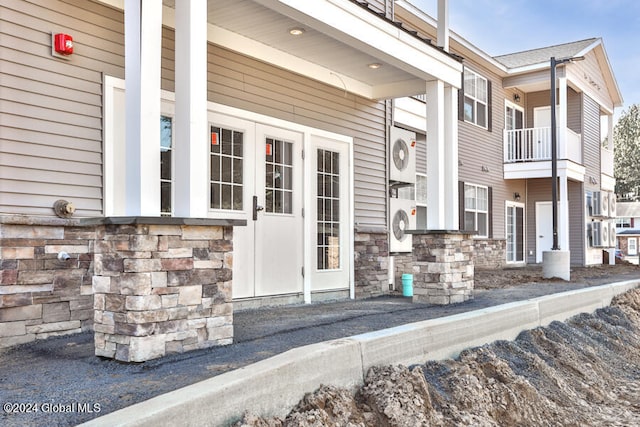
[
  {"x1": 591, "y1": 221, "x2": 604, "y2": 247},
  {"x1": 389, "y1": 127, "x2": 416, "y2": 185},
  {"x1": 609, "y1": 221, "x2": 617, "y2": 248},
  {"x1": 609, "y1": 192, "x2": 617, "y2": 218},
  {"x1": 592, "y1": 191, "x2": 609, "y2": 217},
  {"x1": 389, "y1": 198, "x2": 416, "y2": 253}
]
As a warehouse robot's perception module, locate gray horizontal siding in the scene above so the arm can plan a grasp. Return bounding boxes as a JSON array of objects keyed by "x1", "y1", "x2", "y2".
[
  {"x1": 569, "y1": 180, "x2": 585, "y2": 266},
  {"x1": 2, "y1": 0, "x2": 388, "y2": 226},
  {"x1": 457, "y1": 62, "x2": 524, "y2": 240},
  {"x1": 526, "y1": 179, "x2": 585, "y2": 265},
  {"x1": 0, "y1": 0, "x2": 124, "y2": 217},
  {"x1": 583, "y1": 94, "x2": 601, "y2": 192},
  {"x1": 203, "y1": 42, "x2": 388, "y2": 227}
]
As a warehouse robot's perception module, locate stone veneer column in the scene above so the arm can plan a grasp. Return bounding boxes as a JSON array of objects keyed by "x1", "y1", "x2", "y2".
[
  {"x1": 408, "y1": 230, "x2": 475, "y2": 305},
  {"x1": 89, "y1": 217, "x2": 244, "y2": 362},
  {"x1": 354, "y1": 227, "x2": 389, "y2": 298}
]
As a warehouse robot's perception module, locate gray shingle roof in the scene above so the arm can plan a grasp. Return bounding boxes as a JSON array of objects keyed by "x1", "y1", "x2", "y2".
[
  {"x1": 494, "y1": 38, "x2": 599, "y2": 69},
  {"x1": 616, "y1": 228, "x2": 640, "y2": 235}
]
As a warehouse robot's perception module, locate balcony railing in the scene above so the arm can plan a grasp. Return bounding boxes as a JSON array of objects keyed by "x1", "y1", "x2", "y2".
[{"x1": 504, "y1": 127, "x2": 582, "y2": 164}]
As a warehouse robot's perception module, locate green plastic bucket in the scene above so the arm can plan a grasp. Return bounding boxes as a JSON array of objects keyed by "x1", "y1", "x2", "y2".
[{"x1": 401, "y1": 273, "x2": 413, "y2": 297}]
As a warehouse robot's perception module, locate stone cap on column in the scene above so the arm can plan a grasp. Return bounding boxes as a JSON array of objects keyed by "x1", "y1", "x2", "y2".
[
  {"x1": 405, "y1": 229, "x2": 476, "y2": 236},
  {"x1": 79, "y1": 216, "x2": 247, "y2": 227}
]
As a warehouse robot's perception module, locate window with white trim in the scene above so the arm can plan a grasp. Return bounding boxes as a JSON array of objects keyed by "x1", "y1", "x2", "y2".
[
  {"x1": 463, "y1": 69, "x2": 488, "y2": 128},
  {"x1": 616, "y1": 217, "x2": 632, "y2": 228},
  {"x1": 464, "y1": 183, "x2": 489, "y2": 237}
]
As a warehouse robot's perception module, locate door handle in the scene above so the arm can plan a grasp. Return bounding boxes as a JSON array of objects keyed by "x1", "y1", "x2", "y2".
[{"x1": 253, "y1": 196, "x2": 264, "y2": 221}]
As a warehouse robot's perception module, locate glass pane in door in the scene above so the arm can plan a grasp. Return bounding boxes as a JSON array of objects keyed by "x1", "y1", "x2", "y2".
[
  {"x1": 316, "y1": 149, "x2": 340, "y2": 270},
  {"x1": 265, "y1": 138, "x2": 293, "y2": 214}
]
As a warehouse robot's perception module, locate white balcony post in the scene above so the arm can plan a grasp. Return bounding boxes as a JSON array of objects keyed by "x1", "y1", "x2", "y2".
[
  {"x1": 559, "y1": 175, "x2": 570, "y2": 250},
  {"x1": 426, "y1": 80, "x2": 445, "y2": 230},
  {"x1": 124, "y1": 0, "x2": 162, "y2": 216},
  {"x1": 174, "y1": 0, "x2": 209, "y2": 217},
  {"x1": 444, "y1": 85, "x2": 458, "y2": 230},
  {"x1": 558, "y1": 75, "x2": 568, "y2": 159}
]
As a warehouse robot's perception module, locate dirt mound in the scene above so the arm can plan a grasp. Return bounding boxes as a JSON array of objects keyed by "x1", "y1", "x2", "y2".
[
  {"x1": 475, "y1": 263, "x2": 640, "y2": 289},
  {"x1": 236, "y1": 288, "x2": 640, "y2": 426}
]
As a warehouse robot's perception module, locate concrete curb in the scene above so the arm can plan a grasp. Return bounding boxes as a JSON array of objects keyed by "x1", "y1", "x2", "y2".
[{"x1": 81, "y1": 280, "x2": 639, "y2": 427}]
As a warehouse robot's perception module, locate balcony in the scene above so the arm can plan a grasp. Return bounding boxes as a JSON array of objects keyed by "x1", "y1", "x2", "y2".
[{"x1": 503, "y1": 127, "x2": 585, "y2": 180}]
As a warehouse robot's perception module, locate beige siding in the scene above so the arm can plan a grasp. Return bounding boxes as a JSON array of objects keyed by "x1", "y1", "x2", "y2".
[
  {"x1": 415, "y1": 132, "x2": 427, "y2": 174},
  {"x1": 583, "y1": 94, "x2": 601, "y2": 192},
  {"x1": 569, "y1": 180, "x2": 585, "y2": 266},
  {"x1": 0, "y1": 0, "x2": 124, "y2": 216},
  {"x1": 1, "y1": 1, "x2": 388, "y2": 226},
  {"x1": 365, "y1": 0, "x2": 387, "y2": 15},
  {"x1": 525, "y1": 179, "x2": 585, "y2": 265},
  {"x1": 458, "y1": 62, "x2": 524, "y2": 240},
  {"x1": 568, "y1": 50, "x2": 615, "y2": 112},
  {"x1": 525, "y1": 179, "x2": 550, "y2": 264},
  {"x1": 525, "y1": 88, "x2": 581, "y2": 134}
]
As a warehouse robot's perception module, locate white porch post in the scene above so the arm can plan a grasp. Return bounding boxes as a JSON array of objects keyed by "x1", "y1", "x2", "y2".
[
  {"x1": 558, "y1": 75, "x2": 568, "y2": 159},
  {"x1": 124, "y1": 0, "x2": 162, "y2": 216},
  {"x1": 174, "y1": 0, "x2": 209, "y2": 217},
  {"x1": 557, "y1": 75, "x2": 570, "y2": 251},
  {"x1": 444, "y1": 85, "x2": 459, "y2": 230},
  {"x1": 559, "y1": 175, "x2": 570, "y2": 251},
  {"x1": 426, "y1": 80, "x2": 446, "y2": 230}
]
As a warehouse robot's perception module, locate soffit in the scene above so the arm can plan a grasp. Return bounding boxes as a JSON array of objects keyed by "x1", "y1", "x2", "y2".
[{"x1": 160, "y1": 0, "x2": 462, "y2": 99}]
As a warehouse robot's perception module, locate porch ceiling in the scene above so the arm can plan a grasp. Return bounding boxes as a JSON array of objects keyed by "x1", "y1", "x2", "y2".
[{"x1": 162, "y1": 0, "x2": 462, "y2": 99}]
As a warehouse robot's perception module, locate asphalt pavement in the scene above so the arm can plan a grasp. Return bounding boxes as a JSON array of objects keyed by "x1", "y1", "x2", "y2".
[{"x1": 1, "y1": 271, "x2": 639, "y2": 427}]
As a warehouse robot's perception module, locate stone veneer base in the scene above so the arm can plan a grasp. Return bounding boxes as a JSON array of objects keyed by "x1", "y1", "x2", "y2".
[
  {"x1": 89, "y1": 217, "x2": 244, "y2": 362},
  {"x1": 408, "y1": 230, "x2": 475, "y2": 305}
]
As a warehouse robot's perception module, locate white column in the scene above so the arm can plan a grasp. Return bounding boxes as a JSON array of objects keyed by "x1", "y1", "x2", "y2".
[
  {"x1": 437, "y1": 0, "x2": 450, "y2": 52},
  {"x1": 559, "y1": 175, "x2": 570, "y2": 251},
  {"x1": 174, "y1": 0, "x2": 209, "y2": 217},
  {"x1": 124, "y1": 0, "x2": 162, "y2": 216},
  {"x1": 558, "y1": 75, "x2": 568, "y2": 159},
  {"x1": 444, "y1": 85, "x2": 458, "y2": 230},
  {"x1": 607, "y1": 113, "x2": 614, "y2": 150},
  {"x1": 426, "y1": 80, "x2": 445, "y2": 230}
]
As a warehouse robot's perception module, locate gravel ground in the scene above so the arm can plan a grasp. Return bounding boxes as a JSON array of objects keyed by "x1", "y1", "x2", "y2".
[
  {"x1": 0, "y1": 264, "x2": 638, "y2": 426},
  {"x1": 237, "y1": 287, "x2": 640, "y2": 426}
]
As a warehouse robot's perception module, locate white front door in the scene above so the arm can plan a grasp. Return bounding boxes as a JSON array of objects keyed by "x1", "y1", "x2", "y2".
[
  {"x1": 535, "y1": 201, "x2": 553, "y2": 262},
  {"x1": 254, "y1": 124, "x2": 304, "y2": 296},
  {"x1": 208, "y1": 116, "x2": 303, "y2": 299}
]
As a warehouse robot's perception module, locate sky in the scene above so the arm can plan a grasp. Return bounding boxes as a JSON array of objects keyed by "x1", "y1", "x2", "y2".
[{"x1": 411, "y1": 0, "x2": 640, "y2": 119}]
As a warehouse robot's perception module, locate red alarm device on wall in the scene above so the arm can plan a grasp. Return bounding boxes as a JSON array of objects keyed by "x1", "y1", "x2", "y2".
[{"x1": 54, "y1": 33, "x2": 74, "y2": 55}]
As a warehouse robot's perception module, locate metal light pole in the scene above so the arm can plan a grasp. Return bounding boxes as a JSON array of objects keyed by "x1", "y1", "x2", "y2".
[
  {"x1": 549, "y1": 56, "x2": 584, "y2": 251},
  {"x1": 550, "y1": 57, "x2": 560, "y2": 250}
]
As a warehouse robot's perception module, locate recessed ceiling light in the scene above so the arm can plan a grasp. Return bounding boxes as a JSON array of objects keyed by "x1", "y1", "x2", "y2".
[
  {"x1": 368, "y1": 63, "x2": 382, "y2": 69},
  {"x1": 289, "y1": 27, "x2": 305, "y2": 36}
]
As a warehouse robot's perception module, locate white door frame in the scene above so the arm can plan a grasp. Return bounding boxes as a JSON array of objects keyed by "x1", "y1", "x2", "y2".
[
  {"x1": 505, "y1": 201, "x2": 525, "y2": 264},
  {"x1": 535, "y1": 201, "x2": 553, "y2": 263},
  {"x1": 104, "y1": 77, "x2": 355, "y2": 302}
]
